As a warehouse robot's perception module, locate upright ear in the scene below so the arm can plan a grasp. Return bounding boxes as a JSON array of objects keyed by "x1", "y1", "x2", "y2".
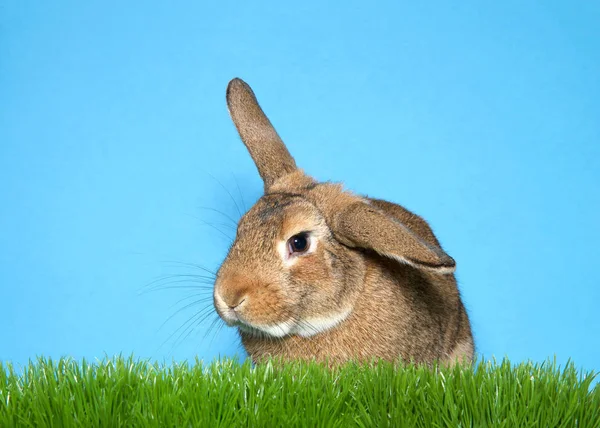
[
  {"x1": 226, "y1": 78, "x2": 298, "y2": 190},
  {"x1": 332, "y1": 202, "x2": 456, "y2": 273}
]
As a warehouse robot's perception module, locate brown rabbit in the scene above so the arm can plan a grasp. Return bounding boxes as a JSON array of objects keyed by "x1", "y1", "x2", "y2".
[{"x1": 213, "y1": 78, "x2": 474, "y2": 365}]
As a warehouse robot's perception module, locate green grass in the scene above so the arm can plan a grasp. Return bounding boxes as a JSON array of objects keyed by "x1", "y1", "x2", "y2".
[{"x1": 0, "y1": 356, "x2": 598, "y2": 427}]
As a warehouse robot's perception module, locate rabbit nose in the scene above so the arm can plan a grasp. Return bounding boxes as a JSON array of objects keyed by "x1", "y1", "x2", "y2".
[
  {"x1": 218, "y1": 290, "x2": 248, "y2": 310},
  {"x1": 228, "y1": 297, "x2": 246, "y2": 310},
  {"x1": 217, "y1": 273, "x2": 251, "y2": 309}
]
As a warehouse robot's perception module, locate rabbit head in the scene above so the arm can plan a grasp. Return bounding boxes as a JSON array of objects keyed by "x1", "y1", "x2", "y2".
[{"x1": 213, "y1": 78, "x2": 473, "y2": 364}]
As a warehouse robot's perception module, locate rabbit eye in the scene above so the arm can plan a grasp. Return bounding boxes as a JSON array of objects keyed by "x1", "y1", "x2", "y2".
[{"x1": 288, "y1": 233, "x2": 310, "y2": 254}]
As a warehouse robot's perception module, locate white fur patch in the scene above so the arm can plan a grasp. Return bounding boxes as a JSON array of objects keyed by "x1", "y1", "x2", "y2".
[
  {"x1": 237, "y1": 307, "x2": 352, "y2": 339},
  {"x1": 293, "y1": 307, "x2": 353, "y2": 337},
  {"x1": 386, "y1": 253, "x2": 456, "y2": 274},
  {"x1": 240, "y1": 320, "x2": 294, "y2": 338},
  {"x1": 258, "y1": 322, "x2": 293, "y2": 337}
]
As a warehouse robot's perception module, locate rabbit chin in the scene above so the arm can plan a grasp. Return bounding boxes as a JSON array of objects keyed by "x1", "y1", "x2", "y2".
[{"x1": 237, "y1": 307, "x2": 353, "y2": 339}]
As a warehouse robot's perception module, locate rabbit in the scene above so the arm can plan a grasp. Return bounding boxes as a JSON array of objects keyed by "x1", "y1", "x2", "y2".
[{"x1": 213, "y1": 78, "x2": 474, "y2": 365}]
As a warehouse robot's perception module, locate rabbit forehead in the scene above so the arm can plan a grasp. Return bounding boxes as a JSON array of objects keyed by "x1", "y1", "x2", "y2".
[{"x1": 238, "y1": 193, "x2": 324, "y2": 234}]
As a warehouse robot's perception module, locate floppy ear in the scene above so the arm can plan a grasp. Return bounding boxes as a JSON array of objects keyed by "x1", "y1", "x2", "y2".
[
  {"x1": 332, "y1": 202, "x2": 456, "y2": 273},
  {"x1": 226, "y1": 78, "x2": 297, "y2": 190}
]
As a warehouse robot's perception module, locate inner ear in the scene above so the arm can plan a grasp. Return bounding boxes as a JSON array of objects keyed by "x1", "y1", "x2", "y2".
[{"x1": 332, "y1": 202, "x2": 456, "y2": 273}]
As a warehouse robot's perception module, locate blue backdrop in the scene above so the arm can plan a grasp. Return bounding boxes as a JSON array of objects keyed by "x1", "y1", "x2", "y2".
[{"x1": 2, "y1": 1, "x2": 599, "y2": 372}]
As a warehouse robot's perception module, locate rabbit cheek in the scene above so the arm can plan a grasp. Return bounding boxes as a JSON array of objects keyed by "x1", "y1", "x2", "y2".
[
  {"x1": 288, "y1": 252, "x2": 329, "y2": 286},
  {"x1": 247, "y1": 284, "x2": 288, "y2": 325},
  {"x1": 287, "y1": 249, "x2": 336, "y2": 312}
]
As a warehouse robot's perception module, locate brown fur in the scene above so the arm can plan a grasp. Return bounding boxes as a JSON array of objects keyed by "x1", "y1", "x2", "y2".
[{"x1": 213, "y1": 78, "x2": 474, "y2": 365}]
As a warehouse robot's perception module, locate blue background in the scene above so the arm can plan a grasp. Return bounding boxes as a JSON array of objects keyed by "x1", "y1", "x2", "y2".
[{"x1": 1, "y1": 1, "x2": 599, "y2": 372}]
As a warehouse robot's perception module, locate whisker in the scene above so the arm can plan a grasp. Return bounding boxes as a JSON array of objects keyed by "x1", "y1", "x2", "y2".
[
  {"x1": 202, "y1": 315, "x2": 224, "y2": 343},
  {"x1": 144, "y1": 260, "x2": 222, "y2": 357},
  {"x1": 144, "y1": 281, "x2": 214, "y2": 294},
  {"x1": 232, "y1": 173, "x2": 247, "y2": 212},
  {"x1": 173, "y1": 319, "x2": 205, "y2": 351},
  {"x1": 296, "y1": 318, "x2": 321, "y2": 337},
  {"x1": 204, "y1": 221, "x2": 236, "y2": 231},
  {"x1": 144, "y1": 273, "x2": 216, "y2": 288},
  {"x1": 167, "y1": 307, "x2": 215, "y2": 352},
  {"x1": 155, "y1": 309, "x2": 204, "y2": 355},
  {"x1": 158, "y1": 260, "x2": 218, "y2": 277},
  {"x1": 207, "y1": 172, "x2": 244, "y2": 219},
  {"x1": 207, "y1": 320, "x2": 226, "y2": 349},
  {"x1": 184, "y1": 213, "x2": 237, "y2": 231},
  {"x1": 159, "y1": 297, "x2": 215, "y2": 332},
  {"x1": 171, "y1": 293, "x2": 214, "y2": 307},
  {"x1": 196, "y1": 206, "x2": 239, "y2": 227},
  {"x1": 149, "y1": 286, "x2": 214, "y2": 294},
  {"x1": 196, "y1": 218, "x2": 235, "y2": 242}
]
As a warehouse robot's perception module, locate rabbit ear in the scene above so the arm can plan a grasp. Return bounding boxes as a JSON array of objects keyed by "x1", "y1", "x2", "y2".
[
  {"x1": 333, "y1": 202, "x2": 456, "y2": 273},
  {"x1": 226, "y1": 78, "x2": 298, "y2": 189}
]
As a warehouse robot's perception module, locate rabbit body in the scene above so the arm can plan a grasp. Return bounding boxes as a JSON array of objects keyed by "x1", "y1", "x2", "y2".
[{"x1": 213, "y1": 79, "x2": 474, "y2": 365}]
